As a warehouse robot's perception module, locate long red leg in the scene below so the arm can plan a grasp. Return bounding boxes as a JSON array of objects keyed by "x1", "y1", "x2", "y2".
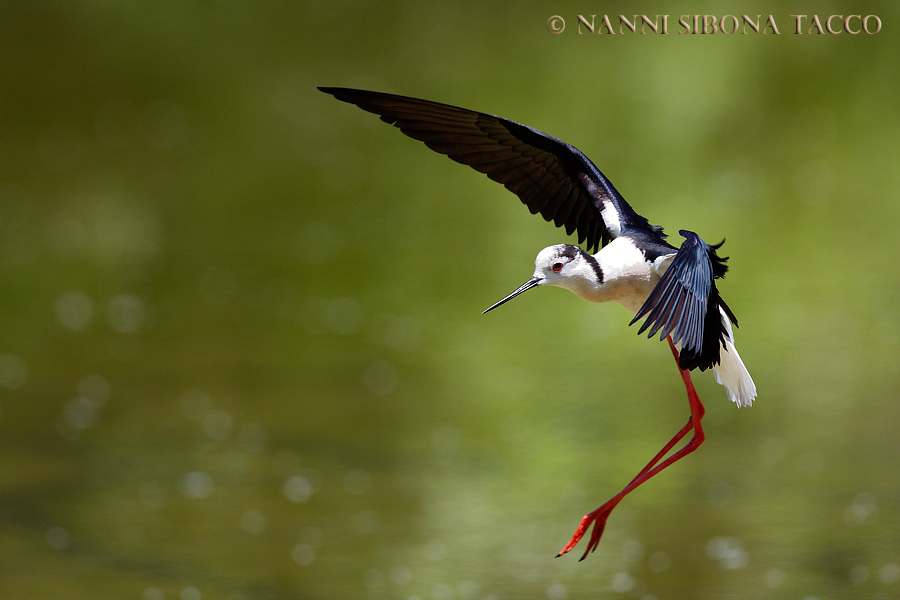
[{"x1": 557, "y1": 336, "x2": 706, "y2": 561}]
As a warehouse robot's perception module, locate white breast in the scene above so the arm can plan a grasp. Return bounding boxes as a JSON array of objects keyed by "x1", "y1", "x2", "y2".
[{"x1": 591, "y1": 238, "x2": 669, "y2": 313}]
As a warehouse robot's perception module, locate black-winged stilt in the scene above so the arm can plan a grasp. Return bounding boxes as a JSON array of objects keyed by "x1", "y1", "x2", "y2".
[{"x1": 320, "y1": 87, "x2": 756, "y2": 561}]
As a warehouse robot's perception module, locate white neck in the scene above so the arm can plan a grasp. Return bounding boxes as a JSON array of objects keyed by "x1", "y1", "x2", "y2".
[{"x1": 554, "y1": 239, "x2": 658, "y2": 313}]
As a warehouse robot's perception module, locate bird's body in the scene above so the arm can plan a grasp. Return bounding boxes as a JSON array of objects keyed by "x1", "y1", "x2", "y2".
[
  {"x1": 559, "y1": 239, "x2": 658, "y2": 311},
  {"x1": 511, "y1": 236, "x2": 755, "y2": 407},
  {"x1": 540, "y1": 239, "x2": 664, "y2": 313},
  {"x1": 320, "y1": 86, "x2": 756, "y2": 559}
]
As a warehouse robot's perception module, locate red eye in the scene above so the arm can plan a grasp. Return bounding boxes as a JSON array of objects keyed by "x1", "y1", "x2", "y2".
[{"x1": 552, "y1": 262, "x2": 563, "y2": 272}]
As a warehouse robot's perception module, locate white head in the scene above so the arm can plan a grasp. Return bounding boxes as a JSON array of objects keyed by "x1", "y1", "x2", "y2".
[{"x1": 482, "y1": 244, "x2": 602, "y2": 313}]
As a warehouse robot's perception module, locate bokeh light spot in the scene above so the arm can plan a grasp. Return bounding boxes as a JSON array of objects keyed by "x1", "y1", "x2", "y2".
[
  {"x1": 283, "y1": 475, "x2": 313, "y2": 503},
  {"x1": 108, "y1": 294, "x2": 147, "y2": 333},
  {"x1": 56, "y1": 290, "x2": 93, "y2": 331},
  {"x1": 180, "y1": 471, "x2": 214, "y2": 499},
  {"x1": 46, "y1": 526, "x2": 70, "y2": 550},
  {"x1": 239, "y1": 509, "x2": 267, "y2": 535},
  {"x1": 291, "y1": 543, "x2": 315, "y2": 566}
]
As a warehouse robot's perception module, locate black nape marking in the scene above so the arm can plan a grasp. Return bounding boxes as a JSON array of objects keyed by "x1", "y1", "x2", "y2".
[
  {"x1": 556, "y1": 245, "x2": 581, "y2": 260},
  {"x1": 554, "y1": 244, "x2": 603, "y2": 284},
  {"x1": 582, "y1": 252, "x2": 604, "y2": 285}
]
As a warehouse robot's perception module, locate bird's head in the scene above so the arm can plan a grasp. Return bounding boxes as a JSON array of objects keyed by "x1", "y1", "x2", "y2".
[
  {"x1": 533, "y1": 244, "x2": 585, "y2": 284},
  {"x1": 482, "y1": 244, "x2": 595, "y2": 313}
]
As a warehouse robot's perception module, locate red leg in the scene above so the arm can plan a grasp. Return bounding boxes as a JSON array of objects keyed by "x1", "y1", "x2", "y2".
[{"x1": 557, "y1": 336, "x2": 706, "y2": 561}]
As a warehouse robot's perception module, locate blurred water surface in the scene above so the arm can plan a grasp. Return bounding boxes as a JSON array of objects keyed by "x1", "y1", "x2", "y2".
[{"x1": 2, "y1": 2, "x2": 900, "y2": 599}]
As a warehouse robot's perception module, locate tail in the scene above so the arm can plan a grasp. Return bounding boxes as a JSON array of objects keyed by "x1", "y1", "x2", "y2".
[{"x1": 712, "y1": 307, "x2": 756, "y2": 407}]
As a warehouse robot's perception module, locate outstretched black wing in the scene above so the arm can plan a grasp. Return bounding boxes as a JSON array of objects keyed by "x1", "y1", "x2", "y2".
[
  {"x1": 630, "y1": 230, "x2": 736, "y2": 371},
  {"x1": 319, "y1": 87, "x2": 662, "y2": 253}
]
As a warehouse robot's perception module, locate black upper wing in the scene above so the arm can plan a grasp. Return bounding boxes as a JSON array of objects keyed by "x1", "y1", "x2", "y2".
[
  {"x1": 630, "y1": 230, "x2": 735, "y2": 371},
  {"x1": 319, "y1": 87, "x2": 662, "y2": 253}
]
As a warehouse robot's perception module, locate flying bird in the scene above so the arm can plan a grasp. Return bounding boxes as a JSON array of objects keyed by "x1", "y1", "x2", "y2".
[{"x1": 320, "y1": 87, "x2": 756, "y2": 561}]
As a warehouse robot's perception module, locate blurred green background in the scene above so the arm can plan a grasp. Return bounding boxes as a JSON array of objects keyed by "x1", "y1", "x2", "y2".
[{"x1": 2, "y1": 2, "x2": 899, "y2": 599}]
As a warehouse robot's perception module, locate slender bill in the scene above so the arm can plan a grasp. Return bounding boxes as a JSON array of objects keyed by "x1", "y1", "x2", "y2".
[{"x1": 482, "y1": 277, "x2": 542, "y2": 314}]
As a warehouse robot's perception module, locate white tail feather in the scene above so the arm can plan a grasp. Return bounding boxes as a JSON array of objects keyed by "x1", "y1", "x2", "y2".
[{"x1": 712, "y1": 308, "x2": 756, "y2": 407}]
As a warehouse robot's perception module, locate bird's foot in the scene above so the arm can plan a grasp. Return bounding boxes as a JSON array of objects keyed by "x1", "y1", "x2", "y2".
[{"x1": 556, "y1": 504, "x2": 613, "y2": 561}]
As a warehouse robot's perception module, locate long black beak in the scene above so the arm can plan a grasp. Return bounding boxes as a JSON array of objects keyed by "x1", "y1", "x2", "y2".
[{"x1": 482, "y1": 277, "x2": 542, "y2": 314}]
